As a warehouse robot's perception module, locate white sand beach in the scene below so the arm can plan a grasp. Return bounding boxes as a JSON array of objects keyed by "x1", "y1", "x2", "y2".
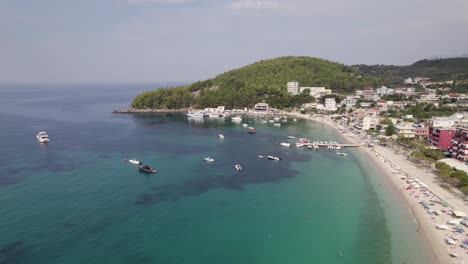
[{"x1": 289, "y1": 112, "x2": 468, "y2": 264}]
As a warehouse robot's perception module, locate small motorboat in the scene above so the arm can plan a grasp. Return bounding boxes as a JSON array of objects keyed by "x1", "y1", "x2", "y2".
[
  {"x1": 242, "y1": 123, "x2": 248, "y2": 127},
  {"x1": 268, "y1": 156, "x2": 281, "y2": 161},
  {"x1": 234, "y1": 164, "x2": 242, "y2": 171},
  {"x1": 218, "y1": 134, "x2": 224, "y2": 139},
  {"x1": 273, "y1": 123, "x2": 281, "y2": 127},
  {"x1": 247, "y1": 127, "x2": 256, "y2": 134},
  {"x1": 128, "y1": 159, "x2": 142, "y2": 165},
  {"x1": 36, "y1": 131, "x2": 50, "y2": 143},
  {"x1": 231, "y1": 116, "x2": 242, "y2": 122},
  {"x1": 258, "y1": 155, "x2": 264, "y2": 158},
  {"x1": 287, "y1": 136, "x2": 295, "y2": 139},
  {"x1": 280, "y1": 142, "x2": 291, "y2": 147},
  {"x1": 204, "y1": 157, "x2": 214, "y2": 162},
  {"x1": 293, "y1": 119, "x2": 297, "y2": 122},
  {"x1": 139, "y1": 165, "x2": 157, "y2": 173},
  {"x1": 337, "y1": 152, "x2": 347, "y2": 156}
]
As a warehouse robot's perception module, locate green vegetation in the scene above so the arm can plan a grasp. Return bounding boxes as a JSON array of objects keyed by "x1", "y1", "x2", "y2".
[
  {"x1": 131, "y1": 56, "x2": 468, "y2": 109},
  {"x1": 132, "y1": 56, "x2": 383, "y2": 109},
  {"x1": 435, "y1": 162, "x2": 468, "y2": 193},
  {"x1": 355, "y1": 58, "x2": 468, "y2": 87},
  {"x1": 399, "y1": 138, "x2": 444, "y2": 162},
  {"x1": 385, "y1": 124, "x2": 395, "y2": 136}
]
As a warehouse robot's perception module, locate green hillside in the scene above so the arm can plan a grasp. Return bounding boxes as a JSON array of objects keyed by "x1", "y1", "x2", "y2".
[
  {"x1": 355, "y1": 57, "x2": 468, "y2": 85},
  {"x1": 131, "y1": 56, "x2": 383, "y2": 109}
]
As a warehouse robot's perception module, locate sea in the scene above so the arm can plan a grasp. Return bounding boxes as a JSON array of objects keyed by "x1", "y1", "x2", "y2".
[{"x1": 0, "y1": 83, "x2": 431, "y2": 264}]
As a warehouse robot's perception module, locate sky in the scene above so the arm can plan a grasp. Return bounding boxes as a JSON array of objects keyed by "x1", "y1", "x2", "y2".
[{"x1": 1, "y1": 0, "x2": 467, "y2": 83}]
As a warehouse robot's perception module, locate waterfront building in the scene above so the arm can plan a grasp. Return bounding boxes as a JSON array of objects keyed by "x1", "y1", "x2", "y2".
[
  {"x1": 395, "y1": 123, "x2": 415, "y2": 138},
  {"x1": 449, "y1": 128, "x2": 468, "y2": 161},
  {"x1": 324, "y1": 98, "x2": 337, "y2": 111},
  {"x1": 287, "y1": 81, "x2": 299, "y2": 95},
  {"x1": 254, "y1": 103, "x2": 269, "y2": 112},
  {"x1": 428, "y1": 127, "x2": 456, "y2": 149}
]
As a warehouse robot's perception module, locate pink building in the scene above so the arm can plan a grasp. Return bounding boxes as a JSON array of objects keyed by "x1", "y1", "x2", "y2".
[
  {"x1": 428, "y1": 127, "x2": 456, "y2": 149},
  {"x1": 449, "y1": 128, "x2": 468, "y2": 161},
  {"x1": 414, "y1": 127, "x2": 429, "y2": 137}
]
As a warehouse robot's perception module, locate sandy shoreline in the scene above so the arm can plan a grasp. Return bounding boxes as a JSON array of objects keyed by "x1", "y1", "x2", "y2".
[{"x1": 288, "y1": 112, "x2": 466, "y2": 264}]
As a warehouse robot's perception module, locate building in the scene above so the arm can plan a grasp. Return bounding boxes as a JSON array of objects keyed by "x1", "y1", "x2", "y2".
[
  {"x1": 404, "y1": 78, "x2": 414, "y2": 84},
  {"x1": 299, "y1": 87, "x2": 325, "y2": 96},
  {"x1": 449, "y1": 128, "x2": 468, "y2": 161},
  {"x1": 414, "y1": 126, "x2": 429, "y2": 137},
  {"x1": 342, "y1": 97, "x2": 357, "y2": 107},
  {"x1": 427, "y1": 117, "x2": 455, "y2": 128},
  {"x1": 395, "y1": 123, "x2": 415, "y2": 138},
  {"x1": 254, "y1": 103, "x2": 269, "y2": 112},
  {"x1": 324, "y1": 98, "x2": 337, "y2": 111},
  {"x1": 376, "y1": 99, "x2": 388, "y2": 107},
  {"x1": 287, "y1": 81, "x2": 299, "y2": 95},
  {"x1": 360, "y1": 102, "x2": 372, "y2": 108},
  {"x1": 428, "y1": 127, "x2": 456, "y2": 149},
  {"x1": 375, "y1": 86, "x2": 389, "y2": 95}
]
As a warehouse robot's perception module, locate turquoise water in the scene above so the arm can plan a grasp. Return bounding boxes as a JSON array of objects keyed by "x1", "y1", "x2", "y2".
[{"x1": 0, "y1": 84, "x2": 429, "y2": 263}]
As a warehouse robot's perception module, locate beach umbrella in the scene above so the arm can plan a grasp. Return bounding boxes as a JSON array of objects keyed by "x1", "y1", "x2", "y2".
[{"x1": 453, "y1": 211, "x2": 467, "y2": 218}]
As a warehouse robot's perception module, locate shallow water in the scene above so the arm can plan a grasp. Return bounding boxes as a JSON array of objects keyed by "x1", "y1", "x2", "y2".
[{"x1": 0, "y1": 84, "x2": 429, "y2": 263}]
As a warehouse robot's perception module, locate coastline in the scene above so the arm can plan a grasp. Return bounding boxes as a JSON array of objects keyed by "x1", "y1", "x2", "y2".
[
  {"x1": 288, "y1": 112, "x2": 461, "y2": 264},
  {"x1": 112, "y1": 107, "x2": 188, "y2": 114}
]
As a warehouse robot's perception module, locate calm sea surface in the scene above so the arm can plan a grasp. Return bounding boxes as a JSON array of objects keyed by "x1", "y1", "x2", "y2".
[{"x1": 0, "y1": 84, "x2": 430, "y2": 263}]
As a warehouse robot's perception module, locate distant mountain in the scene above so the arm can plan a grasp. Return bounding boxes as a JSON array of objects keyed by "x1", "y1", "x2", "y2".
[
  {"x1": 131, "y1": 56, "x2": 468, "y2": 110},
  {"x1": 460, "y1": 53, "x2": 468, "y2": 58}
]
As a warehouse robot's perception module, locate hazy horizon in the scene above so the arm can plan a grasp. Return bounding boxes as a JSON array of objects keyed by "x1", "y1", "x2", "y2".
[{"x1": 1, "y1": 0, "x2": 467, "y2": 83}]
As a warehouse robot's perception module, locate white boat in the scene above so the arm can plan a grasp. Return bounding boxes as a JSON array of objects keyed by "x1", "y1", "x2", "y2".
[
  {"x1": 273, "y1": 123, "x2": 281, "y2": 127},
  {"x1": 36, "y1": 131, "x2": 50, "y2": 143},
  {"x1": 337, "y1": 152, "x2": 347, "y2": 156},
  {"x1": 267, "y1": 156, "x2": 281, "y2": 161},
  {"x1": 234, "y1": 164, "x2": 242, "y2": 171},
  {"x1": 208, "y1": 113, "x2": 222, "y2": 118},
  {"x1": 268, "y1": 120, "x2": 274, "y2": 123},
  {"x1": 261, "y1": 120, "x2": 267, "y2": 124},
  {"x1": 204, "y1": 157, "x2": 214, "y2": 162},
  {"x1": 128, "y1": 159, "x2": 142, "y2": 165},
  {"x1": 258, "y1": 155, "x2": 264, "y2": 158},
  {"x1": 287, "y1": 136, "x2": 296, "y2": 139},
  {"x1": 295, "y1": 138, "x2": 310, "y2": 147},
  {"x1": 242, "y1": 123, "x2": 248, "y2": 127},
  {"x1": 280, "y1": 142, "x2": 291, "y2": 147},
  {"x1": 335, "y1": 145, "x2": 342, "y2": 150},
  {"x1": 218, "y1": 134, "x2": 224, "y2": 139},
  {"x1": 449, "y1": 253, "x2": 459, "y2": 258},
  {"x1": 187, "y1": 111, "x2": 205, "y2": 118},
  {"x1": 231, "y1": 116, "x2": 242, "y2": 121},
  {"x1": 436, "y1": 224, "x2": 448, "y2": 230},
  {"x1": 293, "y1": 119, "x2": 297, "y2": 122},
  {"x1": 274, "y1": 117, "x2": 280, "y2": 121}
]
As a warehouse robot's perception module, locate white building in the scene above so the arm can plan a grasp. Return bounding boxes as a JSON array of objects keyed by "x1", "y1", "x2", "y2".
[
  {"x1": 362, "y1": 117, "x2": 372, "y2": 131},
  {"x1": 428, "y1": 117, "x2": 455, "y2": 128},
  {"x1": 299, "y1": 87, "x2": 327, "y2": 96},
  {"x1": 324, "y1": 98, "x2": 337, "y2": 111},
  {"x1": 342, "y1": 97, "x2": 357, "y2": 107},
  {"x1": 254, "y1": 103, "x2": 269, "y2": 111},
  {"x1": 404, "y1": 78, "x2": 414, "y2": 84},
  {"x1": 360, "y1": 102, "x2": 372, "y2": 108},
  {"x1": 395, "y1": 122, "x2": 416, "y2": 138},
  {"x1": 287, "y1": 81, "x2": 299, "y2": 95},
  {"x1": 376, "y1": 86, "x2": 389, "y2": 95}
]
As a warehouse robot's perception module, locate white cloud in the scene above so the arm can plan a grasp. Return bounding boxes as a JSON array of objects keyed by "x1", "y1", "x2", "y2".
[{"x1": 229, "y1": 0, "x2": 279, "y2": 9}]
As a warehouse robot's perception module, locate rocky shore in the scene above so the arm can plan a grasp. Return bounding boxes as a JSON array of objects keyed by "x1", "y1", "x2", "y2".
[{"x1": 112, "y1": 107, "x2": 188, "y2": 114}]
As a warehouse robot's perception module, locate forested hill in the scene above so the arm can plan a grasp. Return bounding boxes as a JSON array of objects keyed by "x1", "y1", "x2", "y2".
[
  {"x1": 130, "y1": 56, "x2": 468, "y2": 110},
  {"x1": 131, "y1": 56, "x2": 383, "y2": 109},
  {"x1": 355, "y1": 57, "x2": 468, "y2": 85}
]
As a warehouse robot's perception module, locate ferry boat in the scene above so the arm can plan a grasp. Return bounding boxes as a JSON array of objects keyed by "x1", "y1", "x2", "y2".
[
  {"x1": 139, "y1": 165, "x2": 157, "y2": 173},
  {"x1": 295, "y1": 138, "x2": 310, "y2": 147},
  {"x1": 36, "y1": 131, "x2": 50, "y2": 143}
]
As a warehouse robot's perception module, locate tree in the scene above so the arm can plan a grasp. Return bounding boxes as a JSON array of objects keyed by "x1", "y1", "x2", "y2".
[{"x1": 385, "y1": 124, "x2": 396, "y2": 136}]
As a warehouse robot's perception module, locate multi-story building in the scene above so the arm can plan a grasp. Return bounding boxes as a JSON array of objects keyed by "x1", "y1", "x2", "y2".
[
  {"x1": 299, "y1": 87, "x2": 326, "y2": 96},
  {"x1": 324, "y1": 98, "x2": 337, "y2": 111},
  {"x1": 375, "y1": 86, "x2": 389, "y2": 95},
  {"x1": 428, "y1": 127, "x2": 456, "y2": 149},
  {"x1": 449, "y1": 128, "x2": 468, "y2": 161},
  {"x1": 414, "y1": 126, "x2": 429, "y2": 137},
  {"x1": 342, "y1": 97, "x2": 357, "y2": 107},
  {"x1": 427, "y1": 117, "x2": 455, "y2": 128},
  {"x1": 395, "y1": 123, "x2": 415, "y2": 138},
  {"x1": 287, "y1": 81, "x2": 299, "y2": 95}
]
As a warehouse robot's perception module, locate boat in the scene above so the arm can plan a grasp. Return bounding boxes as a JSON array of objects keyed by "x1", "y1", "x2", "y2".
[
  {"x1": 436, "y1": 224, "x2": 449, "y2": 230},
  {"x1": 273, "y1": 117, "x2": 280, "y2": 121},
  {"x1": 218, "y1": 134, "x2": 224, "y2": 139},
  {"x1": 204, "y1": 157, "x2": 214, "y2": 162},
  {"x1": 296, "y1": 138, "x2": 310, "y2": 147},
  {"x1": 293, "y1": 119, "x2": 297, "y2": 122},
  {"x1": 335, "y1": 145, "x2": 342, "y2": 150},
  {"x1": 268, "y1": 120, "x2": 274, "y2": 123},
  {"x1": 273, "y1": 123, "x2": 281, "y2": 127},
  {"x1": 36, "y1": 131, "x2": 50, "y2": 143},
  {"x1": 242, "y1": 123, "x2": 248, "y2": 127},
  {"x1": 287, "y1": 136, "x2": 296, "y2": 139},
  {"x1": 248, "y1": 127, "x2": 256, "y2": 134},
  {"x1": 261, "y1": 120, "x2": 267, "y2": 124},
  {"x1": 128, "y1": 159, "x2": 142, "y2": 165},
  {"x1": 446, "y1": 238, "x2": 456, "y2": 245},
  {"x1": 234, "y1": 164, "x2": 242, "y2": 171},
  {"x1": 138, "y1": 165, "x2": 157, "y2": 173},
  {"x1": 449, "y1": 253, "x2": 459, "y2": 258},
  {"x1": 267, "y1": 156, "x2": 281, "y2": 161},
  {"x1": 186, "y1": 111, "x2": 205, "y2": 118},
  {"x1": 231, "y1": 116, "x2": 242, "y2": 121},
  {"x1": 258, "y1": 155, "x2": 264, "y2": 158},
  {"x1": 280, "y1": 142, "x2": 291, "y2": 147},
  {"x1": 337, "y1": 152, "x2": 347, "y2": 156}
]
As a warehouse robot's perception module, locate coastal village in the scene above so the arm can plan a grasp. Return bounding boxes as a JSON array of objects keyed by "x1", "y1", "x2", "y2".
[{"x1": 185, "y1": 77, "x2": 468, "y2": 263}]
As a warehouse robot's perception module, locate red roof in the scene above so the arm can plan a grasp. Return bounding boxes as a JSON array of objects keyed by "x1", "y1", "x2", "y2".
[{"x1": 450, "y1": 93, "x2": 461, "y2": 97}]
